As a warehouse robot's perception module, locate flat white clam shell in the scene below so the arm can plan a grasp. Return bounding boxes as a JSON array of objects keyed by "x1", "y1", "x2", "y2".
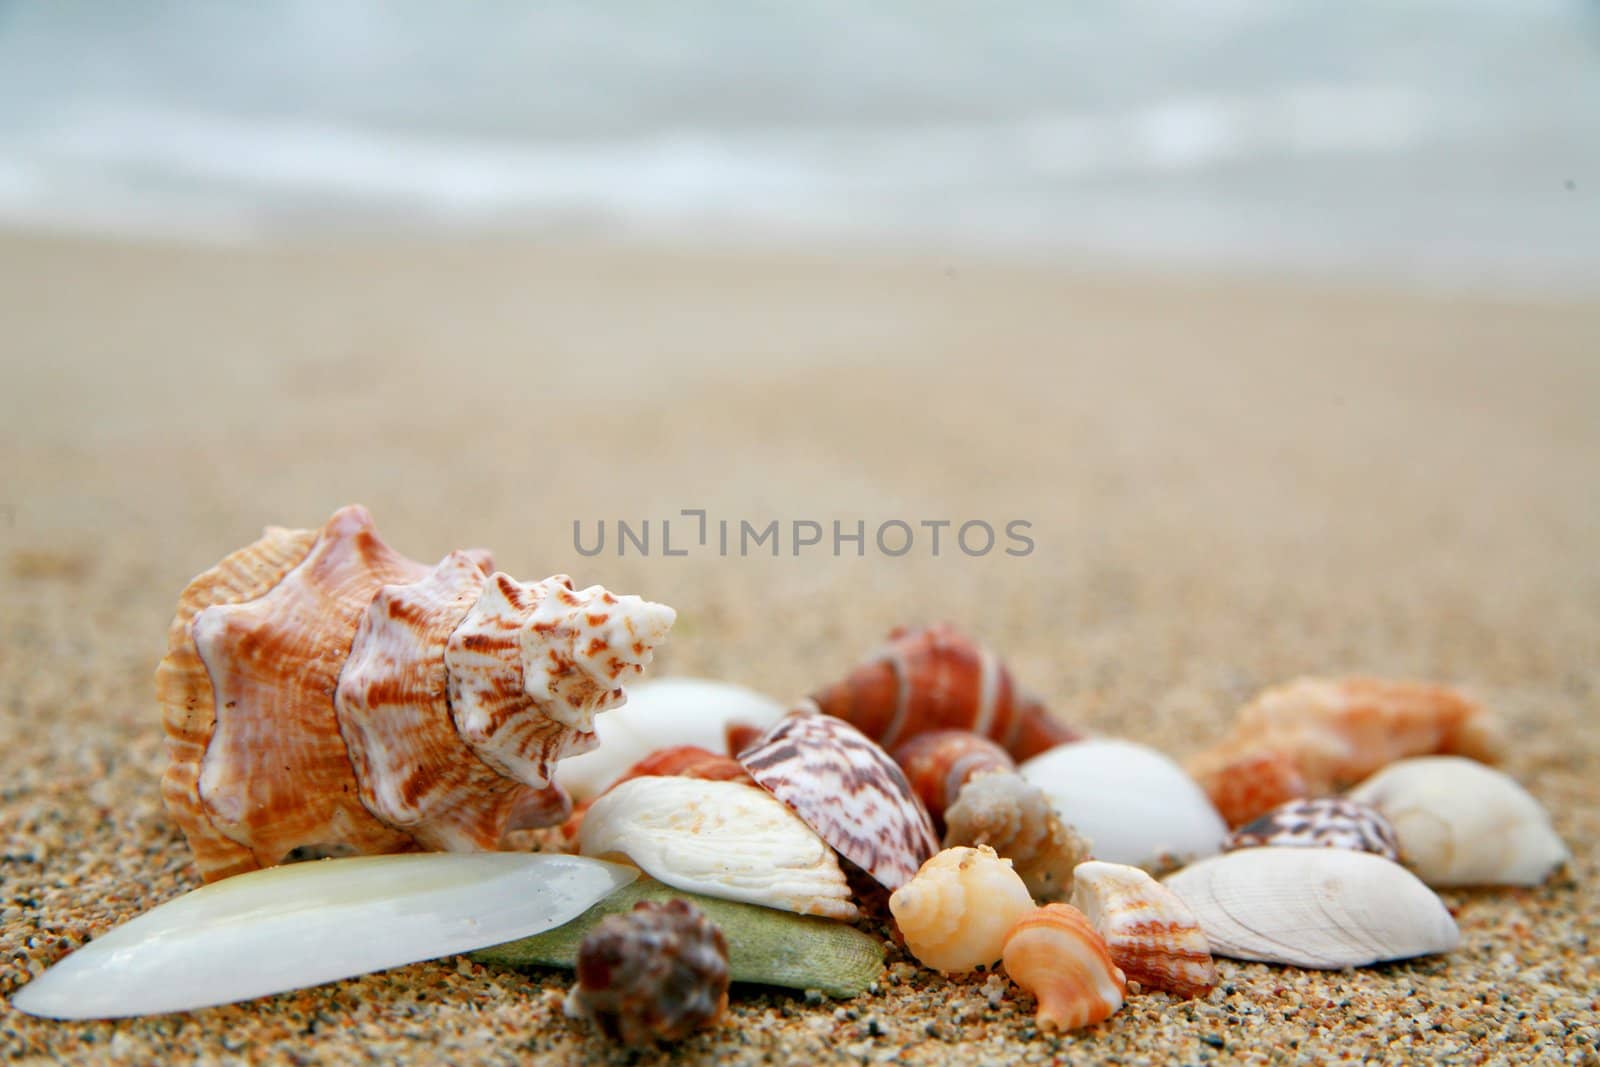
[
  {"x1": 1163, "y1": 847, "x2": 1459, "y2": 969},
  {"x1": 1348, "y1": 756, "x2": 1569, "y2": 887},
  {"x1": 577, "y1": 775, "x2": 859, "y2": 919},
  {"x1": 10, "y1": 853, "x2": 636, "y2": 1020},
  {"x1": 554, "y1": 678, "x2": 786, "y2": 801},
  {"x1": 1020, "y1": 739, "x2": 1226, "y2": 871}
]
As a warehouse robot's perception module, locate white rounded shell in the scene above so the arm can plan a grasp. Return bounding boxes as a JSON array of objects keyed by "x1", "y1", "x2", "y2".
[
  {"x1": 1348, "y1": 756, "x2": 1568, "y2": 887},
  {"x1": 1020, "y1": 739, "x2": 1226, "y2": 871},
  {"x1": 888, "y1": 846, "x2": 1036, "y2": 974},
  {"x1": 577, "y1": 775, "x2": 857, "y2": 919},
  {"x1": 1163, "y1": 847, "x2": 1459, "y2": 969},
  {"x1": 555, "y1": 679, "x2": 786, "y2": 800}
]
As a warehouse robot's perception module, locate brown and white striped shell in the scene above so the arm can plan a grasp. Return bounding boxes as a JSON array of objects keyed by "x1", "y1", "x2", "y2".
[
  {"x1": 1069, "y1": 861, "x2": 1216, "y2": 999},
  {"x1": 737, "y1": 711, "x2": 938, "y2": 891},
  {"x1": 1224, "y1": 797, "x2": 1400, "y2": 861},
  {"x1": 805, "y1": 624, "x2": 1078, "y2": 761},
  {"x1": 156, "y1": 505, "x2": 675, "y2": 882},
  {"x1": 1187, "y1": 677, "x2": 1505, "y2": 826}
]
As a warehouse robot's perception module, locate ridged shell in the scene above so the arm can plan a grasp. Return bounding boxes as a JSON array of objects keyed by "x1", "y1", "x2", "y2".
[
  {"x1": 886, "y1": 846, "x2": 1036, "y2": 974},
  {"x1": 1348, "y1": 757, "x2": 1568, "y2": 887},
  {"x1": 1188, "y1": 677, "x2": 1504, "y2": 826},
  {"x1": 807, "y1": 624, "x2": 1078, "y2": 760},
  {"x1": 892, "y1": 730, "x2": 1016, "y2": 825},
  {"x1": 157, "y1": 505, "x2": 675, "y2": 881},
  {"x1": 738, "y1": 711, "x2": 939, "y2": 891},
  {"x1": 942, "y1": 770, "x2": 1091, "y2": 902},
  {"x1": 1069, "y1": 861, "x2": 1215, "y2": 999},
  {"x1": 1224, "y1": 797, "x2": 1399, "y2": 861},
  {"x1": 577, "y1": 776, "x2": 858, "y2": 920},
  {"x1": 555, "y1": 678, "x2": 786, "y2": 801},
  {"x1": 156, "y1": 524, "x2": 320, "y2": 882},
  {"x1": 1020, "y1": 739, "x2": 1226, "y2": 872},
  {"x1": 1162, "y1": 847, "x2": 1460, "y2": 969},
  {"x1": 560, "y1": 746, "x2": 753, "y2": 841},
  {"x1": 1002, "y1": 904, "x2": 1126, "y2": 1033}
]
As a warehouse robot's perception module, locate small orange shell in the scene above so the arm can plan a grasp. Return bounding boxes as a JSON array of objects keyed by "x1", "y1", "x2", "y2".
[
  {"x1": 807, "y1": 624, "x2": 1078, "y2": 761},
  {"x1": 1002, "y1": 903, "x2": 1126, "y2": 1033},
  {"x1": 1189, "y1": 748, "x2": 1307, "y2": 828},
  {"x1": 892, "y1": 730, "x2": 1015, "y2": 825},
  {"x1": 1069, "y1": 860, "x2": 1216, "y2": 999},
  {"x1": 1188, "y1": 677, "x2": 1504, "y2": 826}
]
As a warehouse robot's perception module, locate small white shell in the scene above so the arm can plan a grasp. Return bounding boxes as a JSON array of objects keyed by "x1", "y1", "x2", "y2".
[
  {"x1": 1163, "y1": 847, "x2": 1459, "y2": 969},
  {"x1": 1347, "y1": 756, "x2": 1568, "y2": 887},
  {"x1": 577, "y1": 775, "x2": 858, "y2": 920},
  {"x1": 1020, "y1": 739, "x2": 1226, "y2": 871},
  {"x1": 555, "y1": 679, "x2": 786, "y2": 801}
]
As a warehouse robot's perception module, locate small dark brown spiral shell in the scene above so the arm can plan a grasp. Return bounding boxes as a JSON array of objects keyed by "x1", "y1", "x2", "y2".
[
  {"x1": 568, "y1": 899, "x2": 730, "y2": 1046},
  {"x1": 808, "y1": 624, "x2": 1078, "y2": 760}
]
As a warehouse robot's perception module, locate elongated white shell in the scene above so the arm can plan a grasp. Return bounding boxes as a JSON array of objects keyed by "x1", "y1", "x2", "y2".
[
  {"x1": 10, "y1": 853, "x2": 637, "y2": 1020},
  {"x1": 555, "y1": 679, "x2": 786, "y2": 801},
  {"x1": 1162, "y1": 847, "x2": 1459, "y2": 969},
  {"x1": 1348, "y1": 756, "x2": 1569, "y2": 887},
  {"x1": 1020, "y1": 739, "x2": 1226, "y2": 871},
  {"x1": 577, "y1": 776, "x2": 858, "y2": 920}
]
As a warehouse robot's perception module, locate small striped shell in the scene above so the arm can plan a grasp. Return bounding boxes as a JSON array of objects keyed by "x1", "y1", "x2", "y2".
[
  {"x1": 891, "y1": 730, "x2": 1016, "y2": 825},
  {"x1": 577, "y1": 776, "x2": 858, "y2": 920},
  {"x1": 807, "y1": 624, "x2": 1078, "y2": 760},
  {"x1": 1224, "y1": 797, "x2": 1400, "y2": 861},
  {"x1": 1002, "y1": 904, "x2": 1126, "y2": 1033},
  {"x1": 738, "y1": 711, "x2": 938, "y2": 891},
  {"x1": 1069, "y1": 861, "x2": 1215, "y2": 999},
  {"x1": 887, "y1": 846, "x2": 1036, "y2": 974}
]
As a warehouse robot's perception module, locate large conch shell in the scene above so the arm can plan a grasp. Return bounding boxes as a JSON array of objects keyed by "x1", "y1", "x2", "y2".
[
  {"x1": 805, "y1": 624, "x2": 1078, "y2": 761},
  {"x1": 157, "y1": 505, "x2": 676, "y2": 882}
]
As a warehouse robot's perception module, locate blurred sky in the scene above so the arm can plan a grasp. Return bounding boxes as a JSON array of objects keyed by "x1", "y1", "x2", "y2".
[{"x1": 0, "y1": 1, "x2": 1596, "y2": 290}]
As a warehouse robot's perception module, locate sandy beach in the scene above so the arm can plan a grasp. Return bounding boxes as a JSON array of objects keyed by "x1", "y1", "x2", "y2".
[{"x1": 2, "y1": 230, "x2": 1597, "y2": 1064}]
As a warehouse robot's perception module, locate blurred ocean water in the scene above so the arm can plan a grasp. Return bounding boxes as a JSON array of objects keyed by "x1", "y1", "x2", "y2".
[{"x1": 0, "y1": 1, "x2": 1596, "y2": 290}]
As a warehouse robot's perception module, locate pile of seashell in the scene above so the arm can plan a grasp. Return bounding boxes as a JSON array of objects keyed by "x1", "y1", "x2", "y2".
[{"x1": 106, "y1": 508, "x2": 1572, "y2": 1043}]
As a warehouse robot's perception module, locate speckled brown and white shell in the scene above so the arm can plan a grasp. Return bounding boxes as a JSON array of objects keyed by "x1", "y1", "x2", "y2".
[
  {"x1": 1224, "y1": 797, "x2": 1400, "y2": 861},
  {"x1": 156, "y1": 505, "x2": 675, "y2": 882},
  {"x1": 737, "y1": 710, "x2": 939, "y2": 890}
]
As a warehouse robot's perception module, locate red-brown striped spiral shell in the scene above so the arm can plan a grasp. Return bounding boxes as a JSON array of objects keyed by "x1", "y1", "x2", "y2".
[
  {"x1": 806, "y1": 624, "x2": 1077, "y2": 761},
  {"x1": 891, "y1": 730, "x2": 1016, "y2": 826}
]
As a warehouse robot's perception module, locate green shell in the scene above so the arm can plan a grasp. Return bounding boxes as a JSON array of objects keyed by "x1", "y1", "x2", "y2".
[{"x1": 469, "y1": 877, "x2": 883, "y2": 998}]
